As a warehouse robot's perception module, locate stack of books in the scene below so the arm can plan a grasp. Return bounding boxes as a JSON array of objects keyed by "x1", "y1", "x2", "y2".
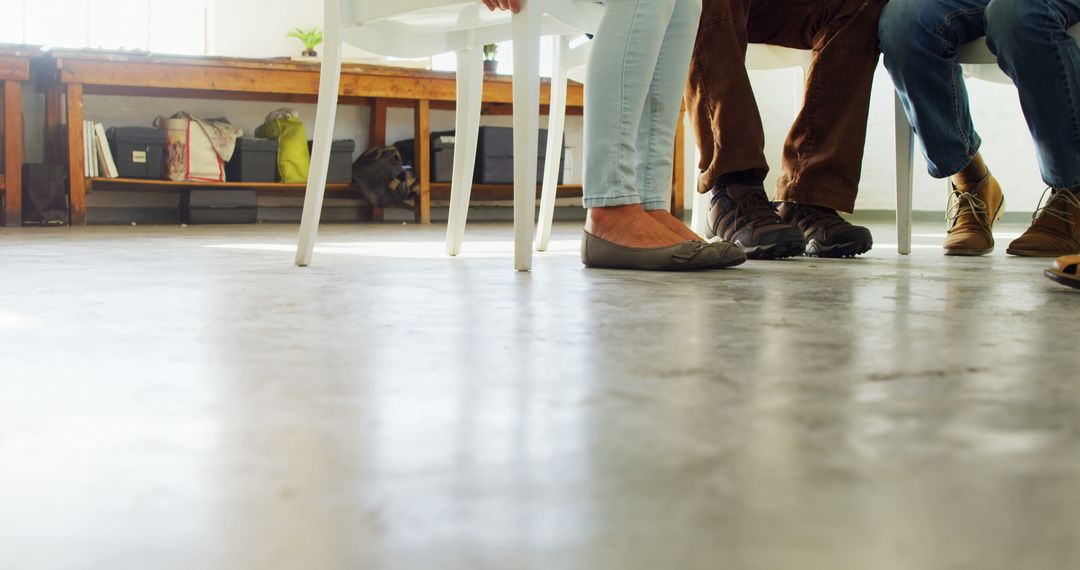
[{"x1": 83, "y1": 121, "x2": 119, "y2": 178}]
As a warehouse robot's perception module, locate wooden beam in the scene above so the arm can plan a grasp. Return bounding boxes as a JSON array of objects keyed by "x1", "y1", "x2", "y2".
[
  {"x1": 431, "y1": 183, "x2": 582, "y2": 202},
  {"x1": 0, "y1": 56, "x2": 30, "y2": 82},
  {"x1": 65, "y1": 83, "x2": 85, "y2": 225},
  {"x1": 369, "y1": 99, "x2": 389, "y2": 222},
  {"x1": 3, "y1": 80, "x2": 22, "y2": 226},
  {"x1": 413, "y1": 99, "x2": 431, "y2": 224},
  {"x1": 57, "y1": 58, "x2": 583, "y2": 106}
]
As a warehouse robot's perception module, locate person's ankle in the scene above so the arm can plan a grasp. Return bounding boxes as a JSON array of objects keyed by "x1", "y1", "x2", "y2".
[
  {"x1": 952, "y1": 153, "x2": 989, "y2": 187},
  {"x1": 715, "y1": 170, "x2": 766, "y2": 188},
  {"x1": 585, "y1": 204, "x2": 642, "y2": 233}
]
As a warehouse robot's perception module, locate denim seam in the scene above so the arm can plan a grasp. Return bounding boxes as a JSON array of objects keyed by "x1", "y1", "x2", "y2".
[
  {"x1": 611, "y1": 0, "x2": 646, "y2": 194},
  {"x1": 1047, "y1": 0, "x2": 1080, "y2": 150},
  {"x1": 641, "y1": 86, "x2": 659, "y2": 202}
]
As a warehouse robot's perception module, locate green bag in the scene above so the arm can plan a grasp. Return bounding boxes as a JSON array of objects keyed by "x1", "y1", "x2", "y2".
[{"x1": 254, "y1": 110, "x2": 310, "y2": 183}]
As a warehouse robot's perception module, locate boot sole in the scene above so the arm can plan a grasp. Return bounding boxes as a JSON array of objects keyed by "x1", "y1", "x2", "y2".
[
  {"x1": 738, "y1": 240, "x2": 805, "y2": 260},
  {"x1": 1006, "y1": 248, "x2": 1072, "y2": 258},
  {"x1": 806, "y1": 238, "x2": 873, "y2": 259},
  {"x1": 945, "y1": 247, "x2": 994, "y2": 256}
]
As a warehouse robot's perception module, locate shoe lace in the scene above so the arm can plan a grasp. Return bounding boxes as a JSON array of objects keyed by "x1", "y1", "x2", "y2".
[
  {"x1": 789, "y1": 205, "x2": 850, "y2": 234},
  {"x1": 1031, "y1": 187, "x2": 1080, "y2": 226},
  {"x1": 946, "y1": 183, "x2": 990, "y2": 231},
  {"x1": 731, "y1": 190, "x2": 780, "y2": 230}
]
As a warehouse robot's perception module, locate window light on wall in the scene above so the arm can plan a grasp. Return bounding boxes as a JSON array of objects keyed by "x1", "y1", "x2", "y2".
[{"x1": 0, "y1": 0, "x2": 209, "y2": 55}]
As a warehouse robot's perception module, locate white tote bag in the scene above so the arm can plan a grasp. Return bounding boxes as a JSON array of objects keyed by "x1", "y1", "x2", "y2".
[{"x1": 156, "y1": 116, "x2": 226, "y2": 182}]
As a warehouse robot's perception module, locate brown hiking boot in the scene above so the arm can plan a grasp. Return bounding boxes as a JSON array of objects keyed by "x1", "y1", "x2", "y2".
[
  {"x1": 1006, "y1": 187, "x2": 1080, "y2": 257},
  {"x1": 943, "y1": 172, "x2": 1005, "y2": 256},
  {"x1": 707, "y1": 182, "x2": 804, "y2": 260},
  {"x1": 776, "y1": 202, "x2": 873, "y2": 258}
]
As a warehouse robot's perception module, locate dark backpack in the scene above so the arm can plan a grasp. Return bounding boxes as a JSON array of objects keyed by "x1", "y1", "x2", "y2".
[
  {"x1": 351, "y1": 146, "x2": 417, "y2": 208},
  {"x1": 22, "y1": 164, "x2": 68, "y2": 225}
]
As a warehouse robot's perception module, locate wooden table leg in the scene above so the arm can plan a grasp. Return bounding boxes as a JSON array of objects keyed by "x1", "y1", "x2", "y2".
[
  {"x1": 413, "y1": 99, "x2": 431, "y2": 225},
  {"x1": 369, "y1": 99, "x2": 388, "y2": 222},
  {"x1": 671, "y1": 107, "x2": 686, "y2": 219},
  {"x1": 65, "y1": 84, "x2": 86, "y2": 225},
  {"x1": 2, "y1": 80, "x2": 21, "y2": 227}
]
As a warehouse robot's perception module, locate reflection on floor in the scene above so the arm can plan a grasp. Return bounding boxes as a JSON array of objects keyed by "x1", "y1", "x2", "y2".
[{"x1": 2, "y1": 221, "x2": 1078, "y2": 570}]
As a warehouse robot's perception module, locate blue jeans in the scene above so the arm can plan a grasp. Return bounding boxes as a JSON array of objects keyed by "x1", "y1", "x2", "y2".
[
  {"x1": 583, "y1": 0, "x2": 702, "y2": 210},
  {"x1": 880, "y1": 0, "x2": 1080, "y2": 188}
]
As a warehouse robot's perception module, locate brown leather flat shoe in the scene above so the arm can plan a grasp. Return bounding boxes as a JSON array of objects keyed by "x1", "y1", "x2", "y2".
[{"x1": 581, "y1": 231, "x2": 720, "y2": 271}]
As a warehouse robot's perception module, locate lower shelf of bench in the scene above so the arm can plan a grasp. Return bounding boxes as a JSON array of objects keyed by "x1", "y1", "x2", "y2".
[{"x1": 86, "y1": 178, "x2": 585, "y2": 202}]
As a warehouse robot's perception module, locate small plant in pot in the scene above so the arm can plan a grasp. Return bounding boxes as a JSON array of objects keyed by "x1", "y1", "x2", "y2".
[
  {"x1": 483, "y1": 44, "x2": 499, "y2": 74},
  {"x1": 288, "y1": 27, "x2": 324, "y2": 57}
]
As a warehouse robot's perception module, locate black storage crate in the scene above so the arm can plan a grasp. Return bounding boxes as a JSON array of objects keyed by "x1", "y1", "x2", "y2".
[
  {"x1": 407, "y1": 127, "x2": 565, "y2": 185},
  {"x1": 107, "y1": 127, "x2": 165, "y2": 179},
  {"x1": 180, "y1": 190, "x2": 258, "y2": 224},
  {"x1": 474, "y1": 126, "x2": 564, "y2": 185},
  {"x1": 308, "y1": 139, "x2": 356, "y2": 183},
  {"x1": 226, "y1": 137, "x2": 278, "y2": 182},
  {"x1": 430, "y1": 131, "x2": 456, "y2": 183}
]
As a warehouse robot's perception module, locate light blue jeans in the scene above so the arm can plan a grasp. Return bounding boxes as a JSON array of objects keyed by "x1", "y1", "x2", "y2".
[
  {"x1": 582, "y1": 0, "x2": 702, "y2": 210},
  {"x1": 880, "y1": 0, "x2": 1080, "y2": 187}
]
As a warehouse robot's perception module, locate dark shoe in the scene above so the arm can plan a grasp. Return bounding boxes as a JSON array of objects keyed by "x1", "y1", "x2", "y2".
[
  {"x1": 1007, "y1": 187, "x2": 1080, "y2": 257},
  {"x1": 581, "y1": 231, "x2": 719, "y2": 271},
  {"x1": 707, "y1": 182, "x2": 804, "y2": 260},
  {"x1": 944, "y1": 172, "x2": 1005, "y2": 256},
  {"x1": 1045, "y1": 255, "x2": 1080, "y2": 289},
  {"x1": 707, "y1": 240, "x2": 748, "y2": 269},
  {"x1": 776, "y1": 202, "x2": 873, "y2": 258}
]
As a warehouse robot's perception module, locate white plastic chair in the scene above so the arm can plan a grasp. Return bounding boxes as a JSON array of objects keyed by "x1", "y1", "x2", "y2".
[
  {"x1": 295, "y1": 0, "x2": 603, "y2": 271},
  {"x1": 894, "y1": 24, "x2": 1080, "y2": 255}
]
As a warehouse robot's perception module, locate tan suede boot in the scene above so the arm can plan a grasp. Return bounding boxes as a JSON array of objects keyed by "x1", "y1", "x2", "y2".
[
  {"x1": 943, "y1": 172, "x2": 1005, "y2": 256},
  {"x1": 1006, "y1": 188, "x2": 1080, "y2": 257}
]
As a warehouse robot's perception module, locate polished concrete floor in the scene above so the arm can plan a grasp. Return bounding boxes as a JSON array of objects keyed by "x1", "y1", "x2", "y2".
[{"x1": 1, "y1": 221, "x2": 1079, "y2": 570}]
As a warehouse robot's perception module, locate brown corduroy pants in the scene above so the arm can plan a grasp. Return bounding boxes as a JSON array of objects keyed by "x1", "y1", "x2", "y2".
[{"x1": 686, "y1": 0, "x2": 887, "y2": 212}]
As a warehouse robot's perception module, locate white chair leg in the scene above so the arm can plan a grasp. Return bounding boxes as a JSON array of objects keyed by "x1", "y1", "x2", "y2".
[
  {"x1": 511, "y1": 2, "x2": 541, "y2": 271},
  {"x1": 535, "y1": 34, "x2": 569, "y2": 253},
  {"x1": 894, "y1": 92, "x2": 914, "y2": 256},
  {"x1": 681, "y1": 112, "x2": 698, "y2": 228},
  {"x1": 295, "y1": 0, "x2": 343, "y2": 267},
  {"x1": 445, "y1": 47, "x2": 484, "y2": 256}
]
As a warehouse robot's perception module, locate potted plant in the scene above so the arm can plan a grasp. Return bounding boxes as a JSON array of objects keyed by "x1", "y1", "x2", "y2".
[
  {"x1": 483, "y1": 43, "x2": 499, "y2": 74},
  {"x1": 288, "y1": 27, "x2": 324, "y2": 58}
]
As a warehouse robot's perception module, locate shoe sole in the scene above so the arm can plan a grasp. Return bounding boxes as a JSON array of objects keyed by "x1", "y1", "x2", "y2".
[
  {"x1": 1045, "y1": 269, "x2": 1080, "y2": 289},
  {"x1": 737, "y1": 240, "x2": 805, "y2": 260},
  {"x1": 945, "y1": 247, "x2": 994, "y2": 256},
  {"x1": 806, "y1": 238, "x2": 873, "y2": 259},
  {"x1": 1006, "y1": 248, "x2": 1071, "y2": 258}
]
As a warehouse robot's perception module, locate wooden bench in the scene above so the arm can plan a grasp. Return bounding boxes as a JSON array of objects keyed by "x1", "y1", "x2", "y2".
[{"x1": 37, "y1": 50, "x2": 685, "y2": 225}]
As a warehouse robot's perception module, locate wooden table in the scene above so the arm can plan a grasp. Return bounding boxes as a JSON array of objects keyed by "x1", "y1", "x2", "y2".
[
  {"x1": 39, "y1": 51, "x2": 684, "y2": 225},
  {"x1": 0, "y1": 45, "x2": 40, "y2": 226}
]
